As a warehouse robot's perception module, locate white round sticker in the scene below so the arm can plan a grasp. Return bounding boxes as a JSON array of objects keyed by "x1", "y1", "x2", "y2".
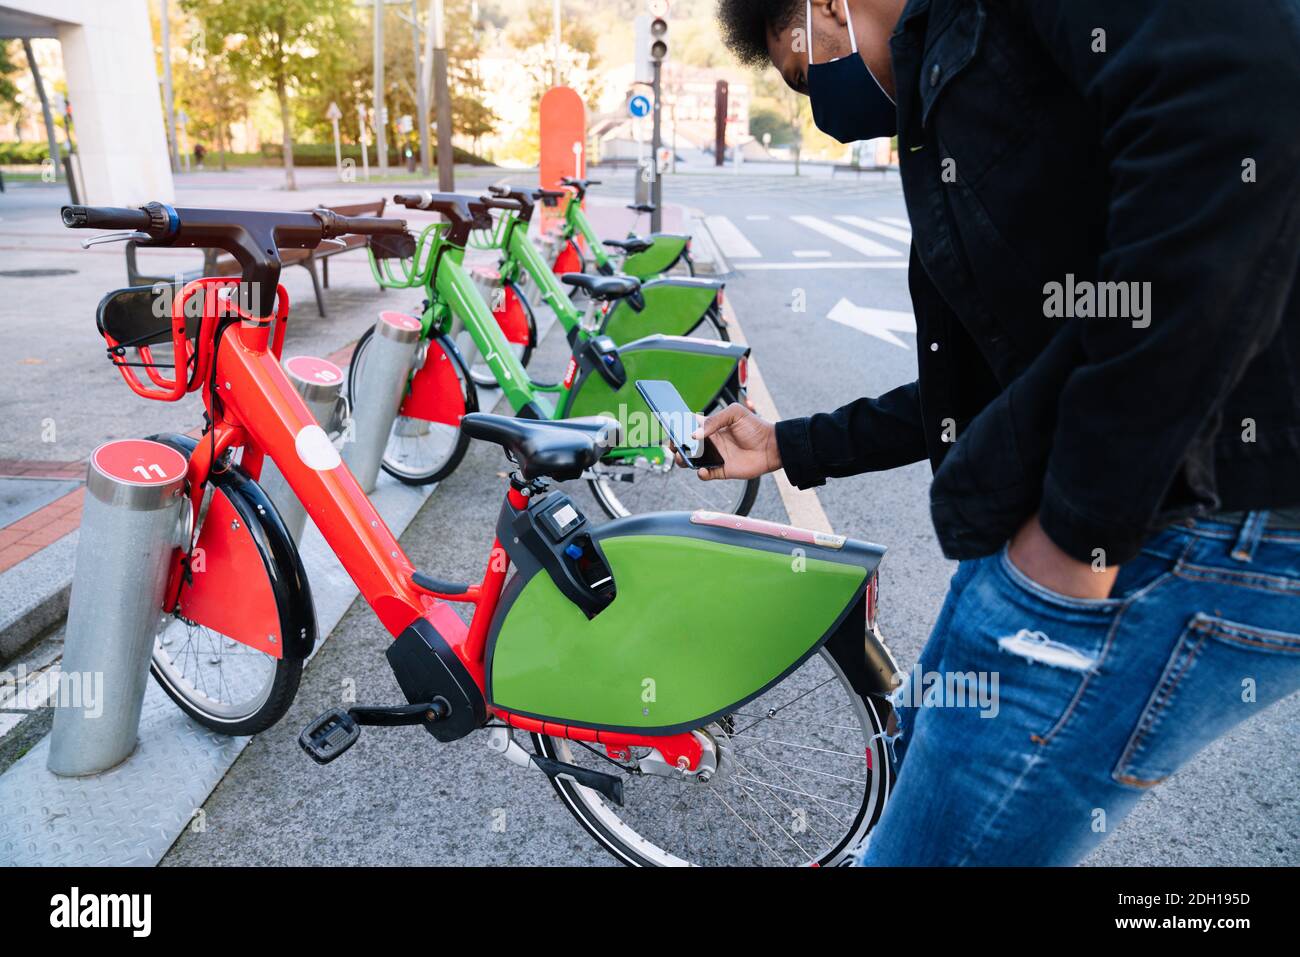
[{"x1": 295, "y1": 424, "x2": 342, "y2": 471}]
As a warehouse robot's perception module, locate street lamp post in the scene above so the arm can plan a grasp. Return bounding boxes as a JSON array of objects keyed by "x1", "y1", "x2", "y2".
[
  {"x1": 374, "y1": 0, "x2": 388, "y2": 174},
  {"x1": 433, "y1": 0, "x2": 453, "y2": 190},
  {"x1": 160, "y1": 0, "x2": 178, "y2": 173},
  {"x1": 412, "y1": 0, "x2": 430, "y2": 174}
]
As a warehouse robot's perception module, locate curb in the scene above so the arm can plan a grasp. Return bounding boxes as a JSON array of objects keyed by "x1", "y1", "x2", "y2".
[
  {"x1": 686, "y1": 206, "x2": 733, "y2": 277},
  {"x1": 0, "y1": 534, "x2": 76, "y2": 664}
]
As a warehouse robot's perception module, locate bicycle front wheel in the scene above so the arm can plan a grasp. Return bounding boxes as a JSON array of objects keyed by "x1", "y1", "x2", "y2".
[
  {"x1": 587, "y1": 390, "x2": 759, "y2": 518},
  {"x1": 533, "y1": 644, "x2": 892, "y2": 866},
  {"x1": 347, "y1": 327, "x2": 474, "y2": 485}
]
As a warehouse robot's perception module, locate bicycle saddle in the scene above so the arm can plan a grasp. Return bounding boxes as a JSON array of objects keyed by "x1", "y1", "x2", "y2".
[
  {"x1": 626, "y1": 203, "x2": 656, "y2": 214},
  {"x1": 560, "y1": 272, "x2": 641, "y2": 301},
  {"x1": 602, "y1": 236, "x2": 654, "y2": 254},
  {"x1": 461, "y1": 413, "x2": 619, "y2": 481}
]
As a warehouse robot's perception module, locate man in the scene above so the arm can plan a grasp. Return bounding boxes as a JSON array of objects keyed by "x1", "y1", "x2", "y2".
[{"x1": 709, "y1": 0, "x2": 1300, "y2": 864}]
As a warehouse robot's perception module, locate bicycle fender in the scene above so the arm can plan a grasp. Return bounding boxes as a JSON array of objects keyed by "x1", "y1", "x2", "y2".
[
  {"x1": 151, "y1": 432, "x2": 317, "y2": 660},
  {"x1": 398, "y1": 333, "x2": 473, "y2": 424}
]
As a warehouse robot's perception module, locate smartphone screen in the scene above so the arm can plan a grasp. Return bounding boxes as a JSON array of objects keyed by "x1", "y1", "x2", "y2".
[{"x1": 635, "y1": 379, "x2": 725, "y2": 470}]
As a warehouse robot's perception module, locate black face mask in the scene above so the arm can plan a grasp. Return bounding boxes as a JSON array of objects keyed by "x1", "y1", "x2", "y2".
[{"x1": 805, "y1": 0, "x2": 897, "y2": 144}]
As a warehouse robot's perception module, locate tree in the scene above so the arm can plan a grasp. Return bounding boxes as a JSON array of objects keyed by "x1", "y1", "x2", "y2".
[
  {"x1": 0, "y1": 41, "x2": 20, "y2": 112},
  {"x1": 182, "y1": 0, "x2": 357, "y2": 189}
]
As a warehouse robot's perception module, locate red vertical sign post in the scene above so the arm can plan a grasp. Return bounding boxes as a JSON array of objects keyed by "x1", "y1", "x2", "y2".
[{"x1": 539, "y1": 86, "x2": 586, "y2": 234}]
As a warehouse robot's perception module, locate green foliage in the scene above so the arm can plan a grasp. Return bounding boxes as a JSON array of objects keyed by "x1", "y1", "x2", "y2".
[
  {"x1": 0, "y1": 141, "x2": 61, "y2": 164},
  {"x1": 255, "y1": 141, "x2": 489, "y2": 166},
  {"x1": 749, "y1": 105, "x2": 793, "y2": 146},
  {"x1": 182, "y1": 0, "x2": 359, "y2": 184},
  {"x1": 0, "y1": 40, "x2": 20, "y2": 109}
]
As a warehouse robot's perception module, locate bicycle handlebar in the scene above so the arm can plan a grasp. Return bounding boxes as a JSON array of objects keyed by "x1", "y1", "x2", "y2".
[{"x1": 63, "y1": 202, "x2": 409, "y2": 316}]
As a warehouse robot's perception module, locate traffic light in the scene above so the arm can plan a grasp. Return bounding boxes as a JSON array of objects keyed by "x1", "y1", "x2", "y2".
[{"x1": 649, "y1": 0, "x2": 669, "y2": 63}]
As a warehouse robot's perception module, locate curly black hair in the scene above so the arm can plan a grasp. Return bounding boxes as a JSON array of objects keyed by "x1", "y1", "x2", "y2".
[{"x1": 716, "y1": 0, "x2": 804, "y2": 66}]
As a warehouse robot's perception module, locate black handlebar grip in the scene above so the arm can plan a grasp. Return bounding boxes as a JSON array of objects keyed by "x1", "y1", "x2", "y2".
[
  {"x1": 60, "y1": 205, "x2": 153, "y2": 230},
  {"x1": 393, "y1": 193, "x2": 431, "y2": 210},
  {"x1": 478, "y1": 195, "x2": 524, "y2": 212},
  {"x1": 314, "y1": 209, "x2": 408, "y2": 238}
]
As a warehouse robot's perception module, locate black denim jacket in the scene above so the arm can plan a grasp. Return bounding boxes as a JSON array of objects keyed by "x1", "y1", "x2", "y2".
[{"x1": 775, "y1": 0, "x2": 1300, "y2": 565}]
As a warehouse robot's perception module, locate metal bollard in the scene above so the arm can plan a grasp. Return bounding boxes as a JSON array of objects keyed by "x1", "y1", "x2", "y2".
[
  {"x1": 48, "y1": 439, "x2": 188, "y2": 776},
  {"x1": 343, "y1": 311, "x2": 422, "y2": 493},
  {"x1": 258, "y1": 355, "x2": 347, "y2": 542}
]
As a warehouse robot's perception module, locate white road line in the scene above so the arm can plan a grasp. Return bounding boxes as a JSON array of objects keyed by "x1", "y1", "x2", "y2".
[
  {"x1": 743, "y1": 260, "x2": 908, "y2": 270},
  {"x1": 721, "y1": 299, "x2": 835, "y2": 535},
  {"x1": 826, "y1": 297, "x2": 917, "y2": 349},
  {"x1": 746, "y1": 215, "x2": 771, "y2": 221},
  {"x1": 704, "y1": 215, "x2": 762, "y2": 258},
  {"x1": 879, "y1": 216, "x2": 912, "y2": 230},
  {"x1": 793, "y1": 250, "x2": 831, "y2": 258},
  {"x1": 834, "y1": 215, "x2": 913, "y2": 245},
  {"x1": 790, "y1": 215, "x2": 902, "y2": 257}
]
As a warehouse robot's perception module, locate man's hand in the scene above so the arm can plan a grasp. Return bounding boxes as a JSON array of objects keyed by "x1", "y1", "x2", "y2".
[
  {"x1": 690, "y1": 402, "x2": 782, "y2": 481},
  {"x1": 1007, "y1": 513, "x2": 1119, "y2": 600}
]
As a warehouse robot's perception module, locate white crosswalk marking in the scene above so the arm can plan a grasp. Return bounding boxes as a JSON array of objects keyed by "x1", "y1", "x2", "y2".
[
  {"x1": 879, "y1": 216, "x2": 912, "y2": 230},
  {"x1": 703, "y1": 215, "x2": 761, "y2": 258},
  {"x1": 835, "y1": 215, "x2": 913, "y2": 245},
  {"x1": 790, "y1": 215, "x2": 900, "y2": 257},
  {"x1": 793, "y1": 250, "x2": 831, "y2": 258}
]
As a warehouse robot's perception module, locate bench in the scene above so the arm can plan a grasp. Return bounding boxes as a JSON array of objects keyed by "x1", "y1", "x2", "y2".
[{"x1": 125, "y1": 198, "x2": 388, "y2": 318}]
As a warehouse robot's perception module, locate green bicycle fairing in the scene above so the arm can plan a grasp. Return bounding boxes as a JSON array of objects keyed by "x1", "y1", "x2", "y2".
[
  {"x1": 602, "y1": 276, "x2": 721, "y2": 345},
  {"x1": 619, "y1": 233, "x2": 689, "y2": 280},
  {"x1": 562, "y1": 334, "x2": 746, "y2": 423},
  {"x1": 486, "y1": 512, "x2": 883, "y2": 732}
]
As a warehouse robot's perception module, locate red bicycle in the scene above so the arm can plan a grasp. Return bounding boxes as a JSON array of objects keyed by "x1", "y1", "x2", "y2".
[{"x1": 65, "y1": 202, "x2": 898, "y2": 866}]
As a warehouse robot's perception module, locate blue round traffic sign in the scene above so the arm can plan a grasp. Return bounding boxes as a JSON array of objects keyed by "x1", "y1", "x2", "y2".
[{"x1": 629, "y1": 94, "x2": 651, "y2": 118}]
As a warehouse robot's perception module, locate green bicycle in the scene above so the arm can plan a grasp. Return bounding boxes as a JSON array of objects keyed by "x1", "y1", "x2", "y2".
[
  {"x1": 550, "y1": 176, "x2": 695, "y2": 280},
  {"x1": 352, "y1": 191, "x2": 759, "y2": 518},
  {"x1": 453, "y1": 183, "x2": 729, "y2": 389}
]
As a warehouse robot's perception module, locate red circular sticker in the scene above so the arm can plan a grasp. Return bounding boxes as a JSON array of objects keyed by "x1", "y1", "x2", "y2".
[
  {"x1": 379, "y1": 311, "x2": 422, "y2": 332},
  {"x1": 92, "y1": 440, "x2": 188, "y2": 485},
  {"x1": 284, "y1": 355, "x2": 344, "y2": 386}
]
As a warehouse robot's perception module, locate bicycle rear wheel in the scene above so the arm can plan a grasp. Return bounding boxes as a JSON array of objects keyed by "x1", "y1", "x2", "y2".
[{"x1": 533, "y1": 644, "x2": 892, "y2": 866}]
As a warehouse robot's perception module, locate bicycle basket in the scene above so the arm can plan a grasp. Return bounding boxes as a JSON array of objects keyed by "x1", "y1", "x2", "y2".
[
  {"x1": 467, "y1": 212, "x2": 508, "y2": 251},
  {"x1": 369, "y1": 231, "x2": 418, "y2": 262}
]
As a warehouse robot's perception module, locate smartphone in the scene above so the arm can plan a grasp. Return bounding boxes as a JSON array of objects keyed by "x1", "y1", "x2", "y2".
[{"x1": 635, "y1": 379, "x2": 726, "y2": 470}]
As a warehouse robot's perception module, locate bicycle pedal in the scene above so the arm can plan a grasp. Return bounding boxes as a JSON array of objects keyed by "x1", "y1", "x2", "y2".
[{"x1": 299, "y1": 708, "x2": 361, "y2": 764}]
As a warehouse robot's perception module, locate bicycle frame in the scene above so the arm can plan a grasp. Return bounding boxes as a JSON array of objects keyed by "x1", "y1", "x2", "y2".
[
  {"x1": 498, "y1": 208, "x2": 721, "y2": 348},
  {"x1": 165, "y1": 277, "x2": 741, "y2": 765},
  {"x1": 369, "y1": 216, "x2": 746, "y2": 465},
  {"x1": 556, "y1": 191, "x2": 691, "y2": 280}
]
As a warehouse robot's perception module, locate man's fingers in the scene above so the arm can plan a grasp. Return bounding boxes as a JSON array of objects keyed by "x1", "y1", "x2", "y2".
[{"x1": 693, "y1": 402, "x2": 747, "y2": 440}]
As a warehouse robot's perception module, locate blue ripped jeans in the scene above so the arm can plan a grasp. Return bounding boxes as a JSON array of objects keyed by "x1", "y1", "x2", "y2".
[{"x1": 860, "y1": 511, "x2": 1300, "y2": 866}]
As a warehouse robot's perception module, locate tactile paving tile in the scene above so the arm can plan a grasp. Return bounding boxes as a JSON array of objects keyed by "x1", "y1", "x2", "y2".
[{"x1": 0, "y1": 472, "x2": 433, "y2": 866}]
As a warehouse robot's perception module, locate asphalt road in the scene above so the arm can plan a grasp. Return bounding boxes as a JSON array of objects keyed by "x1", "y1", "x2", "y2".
[{"x1": 11, "y1": 168, "x2": 1286, "y2": 866}]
